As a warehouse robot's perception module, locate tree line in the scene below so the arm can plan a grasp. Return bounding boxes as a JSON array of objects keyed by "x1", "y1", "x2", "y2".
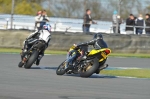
[{"x1": 0, "y1": 0, "x2": 150, "y2": 21}]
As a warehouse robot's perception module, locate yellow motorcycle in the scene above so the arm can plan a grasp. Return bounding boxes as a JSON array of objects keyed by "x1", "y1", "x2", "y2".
[{"x1": 56, "y1": 47, "x2": 111, "y2": 78}]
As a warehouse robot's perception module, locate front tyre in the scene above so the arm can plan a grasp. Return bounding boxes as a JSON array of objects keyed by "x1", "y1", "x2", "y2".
[
  {"x1": 18, "y1": 61, "x2": 24, "y2": 68},
  {"x1": 80, "y1": 58, "x2": 99, "y2": 78},
  {"x1": 56, "y1": 61, "x2": 66, "y2": 75},
  {"x1": 24, "y1": 50, "x2": 39, "y2": 69}
]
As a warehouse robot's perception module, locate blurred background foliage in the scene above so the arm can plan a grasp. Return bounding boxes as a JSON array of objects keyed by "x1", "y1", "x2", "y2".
[
  {"x1": 0, "y1": 0, "x2": 150, "y2": 20},
  {"x1": 0, "y1": 0, "x2": 52, "y2": 16}
]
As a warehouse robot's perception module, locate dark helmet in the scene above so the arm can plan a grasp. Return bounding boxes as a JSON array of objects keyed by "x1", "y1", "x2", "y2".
[{"x1": 93, "y1": 33, "x2": 103, "y2": 39}]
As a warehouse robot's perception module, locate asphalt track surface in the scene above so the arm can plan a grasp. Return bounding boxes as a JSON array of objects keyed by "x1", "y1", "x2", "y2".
[{"x1": 0, "y1": 54, "x2": 150, "y2": 99}]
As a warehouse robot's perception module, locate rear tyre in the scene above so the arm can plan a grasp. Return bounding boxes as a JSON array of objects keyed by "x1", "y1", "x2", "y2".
[
  {"x1": 95, "y1": 59, "x2": 107, "y2": 74},
  {"x1": 24, "y1": 50, "x2": 39, "y2": 69},
  {"x1": 80, "y1": 58, "x2": 99, "y2": 78},
  {"x1": 18, "y1": 61, "x2": 24, "y2": 68},
  {"x1": 56, "y1": 61, "x2": 66, "y2": 75}
]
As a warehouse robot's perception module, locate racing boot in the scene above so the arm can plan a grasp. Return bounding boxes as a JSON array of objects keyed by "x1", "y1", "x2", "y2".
[{"x1": 65, "y1": 62, "x2": 74, "y2": 72}]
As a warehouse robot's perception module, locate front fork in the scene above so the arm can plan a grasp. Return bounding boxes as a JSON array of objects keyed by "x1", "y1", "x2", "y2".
[
  {"x1": 20, "y1": 51, "x2": 28, "y2": 64},
  {"x1": 20, "y1": 48, "x2": 32, "y2": 63}
]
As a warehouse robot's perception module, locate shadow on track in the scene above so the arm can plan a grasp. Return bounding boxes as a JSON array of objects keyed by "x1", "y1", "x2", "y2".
[
  {"x1": 29, "y1": 66, "x2": 117, "y2": 79},
  {"x1": 30, "y1": 66, "x2": 57, "y2": 70},
  {"x1": 64, "y1": 74, "x2": 117, "y2": 79}
]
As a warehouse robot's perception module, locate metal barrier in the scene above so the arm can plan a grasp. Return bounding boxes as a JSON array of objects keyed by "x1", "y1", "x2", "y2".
[
  {"x1": 0, "y1": 15, "x2": 115, "y2": 33},
  {"x1": 0, "y1": 15, "x2": 150, "y2": 34},
  {"x1": 112, "y1": 25, "x2": 150, "y2": 34}
]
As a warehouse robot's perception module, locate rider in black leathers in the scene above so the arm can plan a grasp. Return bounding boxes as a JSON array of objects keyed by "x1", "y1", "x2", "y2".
[
  {"x1": 77, "y1": 33, "x2": 108, "y2": 50},
  {"x1": 65, "y1": 33, "x2": 108, "y2": 71}
]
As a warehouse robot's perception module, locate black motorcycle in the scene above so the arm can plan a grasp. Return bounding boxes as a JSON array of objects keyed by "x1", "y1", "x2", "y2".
[{"x1": 18, "y1": 30, "x2": 51, "y2": 69}]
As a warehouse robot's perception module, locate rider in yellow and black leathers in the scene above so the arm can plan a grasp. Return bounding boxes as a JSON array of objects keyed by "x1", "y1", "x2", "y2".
[{"x1": 65, "y1": 33, "x2": 108, "y2": 70}]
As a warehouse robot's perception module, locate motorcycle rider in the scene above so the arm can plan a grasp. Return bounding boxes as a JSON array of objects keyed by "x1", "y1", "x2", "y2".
[
  {"x1": 32, "y1": 10, "x2": 50, "y2": 43},
  {"x1": 22, "y1": 24, "x2": 51, "y2": 65},
  {"x1": 27, "y1": 10, "x2": 50, "y2": 48},
  {"x1": 65, "y1": 33, "x2": 108, "y2": 72}
]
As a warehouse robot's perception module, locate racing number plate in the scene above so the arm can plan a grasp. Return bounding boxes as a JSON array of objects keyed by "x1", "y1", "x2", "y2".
[{"x1": 101, "y1": 52, "x2": 107, "y2": 59}]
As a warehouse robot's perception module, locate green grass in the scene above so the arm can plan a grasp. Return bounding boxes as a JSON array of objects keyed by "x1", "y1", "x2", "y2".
[
  {"x1": 0, "y1": 48, "x2": 150, "y2": 58},
  {"x1": 110, "y1": 53, "x2": 150, "y2": 58},
  {"x1": 45, "y1": 50, "x2": 67, "y2": 55},
  {"x1": 101, "y1": 69, "x2": 150, "y2": 78},
  {"x1": 0, "y1": 48, "x2": 66, "y2": 55},
  {"x1": 0, "y1": 48, "x2": 21, "y2": 53}
]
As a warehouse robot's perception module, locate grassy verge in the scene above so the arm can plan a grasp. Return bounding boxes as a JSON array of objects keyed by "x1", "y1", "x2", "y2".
[
  {"x1": 0, "y1": 48, "x2": 21, "y2": 53},
  {"x1": 0, "y1": 48, "x2": 150, "y2": 58},
  {"x1": 101, "y1": 69, "x2": 150, "y2": 78},
  {"x1": 110, "y1": 53, "x2": 150, "y2": 58},
  {"x1": 0, "y1": 48, "x2": 67, "y2": 54}
]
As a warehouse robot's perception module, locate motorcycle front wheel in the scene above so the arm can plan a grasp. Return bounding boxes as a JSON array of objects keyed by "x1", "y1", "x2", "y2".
[
  {"x1": 56, "y1": 60, "x2": 66, "y2": 75},
  {"x1": 18, "y1": 61, "x2": 24, "y2": 68}
]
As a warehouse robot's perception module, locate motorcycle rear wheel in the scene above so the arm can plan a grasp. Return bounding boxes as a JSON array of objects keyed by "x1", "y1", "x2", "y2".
[
  {"x1": 24, "y1": 50, "x2": 39, "y2": 69},
  {"x1": 80, "y1": 58, "x2": 99, "y2": 78}
]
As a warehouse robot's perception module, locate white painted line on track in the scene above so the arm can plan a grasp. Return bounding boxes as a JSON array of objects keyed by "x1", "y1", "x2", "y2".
[
  {"x1": 111, "y1": 67, "x2": 142, "y2": 69},
  {"x1": 96, "y1": 74, "x2": 150, "y2": 80},
  {"x1": 115, "y1": 76, "x2": 150, "y2": 80}
]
